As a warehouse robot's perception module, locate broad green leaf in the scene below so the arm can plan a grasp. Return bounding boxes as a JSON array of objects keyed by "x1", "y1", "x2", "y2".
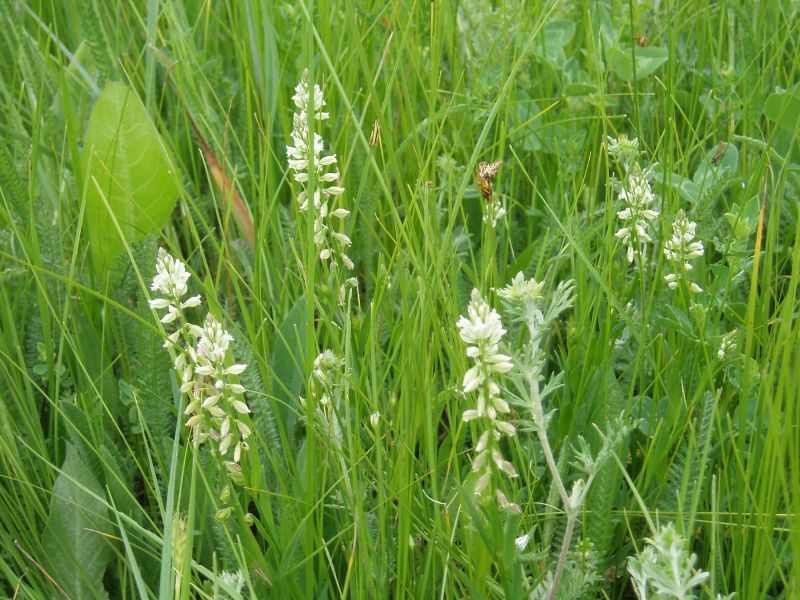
[
  {"x1": 610, "y1": 46, "x2": 669, "y2": 81},
  {"x1": 636, "y1": 395, "x2": 668, "y2": 437},
  {"x1": 507, "y1": 240, "x2": 538, "y2": 278},
  {"x1": 764, "y1": 86, "x2": 800, "y2": 133},
  {"x1": 42, "y1": 444, "x2": 112, "y2": 599},
  {"x1": 83, "y1": 82, "x2": 179, "y2": 274},
  {"x1": 592, "y1": 3, "x2": 617, "y2": 49},
  {"x1": 48, "y1": 42, "x2": 97, "y2": 130},
  {"x1": 270, "y1": 296, "x2": 308, "y2": 443},
  {"x1": 537, "y1": 20, "x2": 576, "y2": 65},
  {"x1": 564, "y1": 81, "x2": 599, "y2": 96},
  {"x1": 533, "y1": 122, "x2": 587, "y2": 157},
  {"x1": 511, "y1": 97, "x2": 543, "y2": 152},
  {"x1": 664, "y1": 304, "x2": 694, "y2": 337},
  {"x1": 542, "y1": 19, "x2": 576, "y2": 48},
  {"x1": 60, "y1": 402, "x2": 103, "y2": 474},
  {"x1": 659, "y1": 171, "x2": 700, "y2": 204},
  {"x1": 724, "y1": 195, "x2": 760, "y2": 237},
  {"x1": 694, "y1": 143, "x2": 739, "y2": 186},
  {"x1": 562, "y1": 58, "x2": 598, "y2": 96}
]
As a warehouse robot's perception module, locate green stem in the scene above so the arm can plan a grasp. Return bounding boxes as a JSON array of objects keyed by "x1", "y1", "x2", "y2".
[
  {"x1": 178, "y1": 448, "x2": 198, "y2": 600},
  {"x1": 548, "y1": 512, "x2": 577, "y2": 600},
  {"x1": 158, "y1": 393, "x2": 183, "y2": 598},
  {"x1": 481, "y1": 219, "x2": 498, "y2": 290},
  {"x1": 528, "y1": 342, "x2": 574, "y2": 600}
]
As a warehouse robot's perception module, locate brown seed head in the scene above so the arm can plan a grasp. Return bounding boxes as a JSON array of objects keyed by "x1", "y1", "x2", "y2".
[{"x1": 476, "y1": 160, "x2": 501, "y2": 201}]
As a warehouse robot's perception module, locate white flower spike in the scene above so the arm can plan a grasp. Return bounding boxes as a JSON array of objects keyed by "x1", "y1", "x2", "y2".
[
  {"x1": 615, "y1": 166, "x2": 659, "y2": 263},
  {"x1": 663, "y1": 210, "x2": 704, "y2": 293},
  {"x1": 149, "y1": 249, "x2": 252, "y2": 465},
  {"x1": 287, "y1": 70, "x2": 353, "y2": 281},
  {"x1": 457, "y1": 289, "x2": 517, "y2": 511}
]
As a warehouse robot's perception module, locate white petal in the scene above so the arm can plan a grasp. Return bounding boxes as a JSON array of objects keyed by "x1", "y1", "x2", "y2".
[
  {"x1": 462, "y1": 409, "x2": 480, "y2": 422},
  {"x1": 181, "y1": 295, "x2": 202, "y2": 309},
  {"x1": 495, "y1": 420, "x2": 516, "y2": 436},
  {"x1": 149, "y1": 298, "x2": 171, "y2": 309},
  {"x1": 232, "y1": 400, "x2": 251, "y2": 414}
]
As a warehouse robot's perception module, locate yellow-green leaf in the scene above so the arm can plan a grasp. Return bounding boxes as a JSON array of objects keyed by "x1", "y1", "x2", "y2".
[{"x1": 83, "y1": 82, "x2": 179, "y2": 274}]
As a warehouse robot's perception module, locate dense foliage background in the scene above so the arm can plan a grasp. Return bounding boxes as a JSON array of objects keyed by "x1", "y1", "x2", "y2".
[{"x1": 0, "y1": 0, "x2": 798, "y2": 598}]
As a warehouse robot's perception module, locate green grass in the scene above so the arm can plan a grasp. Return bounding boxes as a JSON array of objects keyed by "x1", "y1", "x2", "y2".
[{"x1": 0, "y1": 0, "x2": 798, "y2": 598}]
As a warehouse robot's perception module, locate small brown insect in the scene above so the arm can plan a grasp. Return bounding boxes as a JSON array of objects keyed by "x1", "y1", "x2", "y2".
[
  {"x1": 369, "y1": 119, "x2": 381, "y2": 148},
  {"x1": 634, "y1": 35, "x2": 649, "y2": 47},
  {"x1": 476, "y1": 160, "x2": 502, "y2": 201},
  {"x1": 712, "y1": 141, "x2": 727, "y2": 166}
]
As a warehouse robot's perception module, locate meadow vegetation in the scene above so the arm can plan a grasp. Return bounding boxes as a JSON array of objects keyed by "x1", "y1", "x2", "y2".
[{"x1": 0, "y1": 0, "x2": 798, "y2": 598}]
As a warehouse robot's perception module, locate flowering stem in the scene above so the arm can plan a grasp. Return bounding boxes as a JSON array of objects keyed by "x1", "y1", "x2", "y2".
[
  {"x1": 527, "y1": 344, "x2": 573, "y2": 600},
  {"x1": 481, "y1": 220, "x2": 497, "y2": 290},
  {"x1": 178, "y1": 447, "x2": 199, "y2": 600},
  {"x1": 301, "y1": 102, "x2": 321, "y2": 600},
  {"x1": 534, "y1": 414, "x2": 569, "y2": 508},
  {"x1": 548, "y1": 512, "x2": 577, "y2": 600},
  {"x1": 530, "y1": 374, "x2": 569, "y2": 507},
  {"x1": 158, "y1": 405, "x2": 183, "y2": 598},
  {"x1": 481, "y1": 374, "x2": 498, "y2": 499}
]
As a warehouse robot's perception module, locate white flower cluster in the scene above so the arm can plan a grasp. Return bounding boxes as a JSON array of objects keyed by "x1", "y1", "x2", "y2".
[
  {"x1": 216, "y1": 569, "x2": 245, "y2": 598},
  {"x1": 287, "y1": 70, "x2": 353, "y2": 273},
  {"x1": 717, "y1": 330, "x2": 737, "y2": 361},
  {"x1": 483, "y1": 201, "x2": 507, "y2": 229},
  {"x1": 300, "y1": 350, "x2": 345, "y2": 441},
  {"x1": 458, "y1": 290, "x2": 514, "y2": 424},
  {"x1": 606, "y1": 134, "x2": 640, "y2": 172},
  {"x1": 184, "y1": 315, "x2": 252, "y2": 462},
  {"x1": 457, "y1": 289, "x2": 518, "y2": 512},
  {"x1": 615, "y1": 165, "x2": 660, "y2": 263},
  {"x1": 149, "y1": 248, "x2": 252, "y2": 465},
  {"x1": 310, "y1": 350, "x2": 342, "y2": 407},
  {"x1": 663, "y1": 210, "x2": 704, "y2": 293},
  {"x1": 497, "y1": 272, "x2": 546, "y2": 331},
  {"x1": 149, "y1": 248, "x2": 202, "y2": 321}
]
